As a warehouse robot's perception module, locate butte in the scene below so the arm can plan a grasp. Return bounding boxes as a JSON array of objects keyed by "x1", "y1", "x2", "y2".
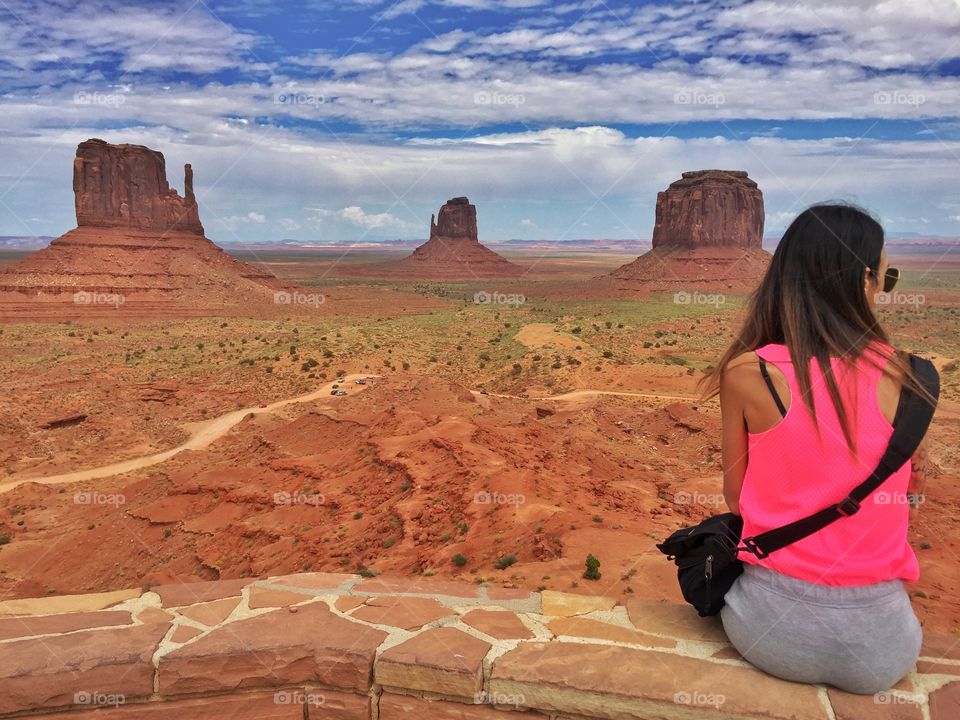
[
  {"x1": 609, "y1": 170, "x2": 771, "y2": 292},
  {"x1": 0, "y1": 138, "x2": 295, "y2": 320},
  {"x1": 360, "y1": 197, "x2": 523, "y2": 279}
]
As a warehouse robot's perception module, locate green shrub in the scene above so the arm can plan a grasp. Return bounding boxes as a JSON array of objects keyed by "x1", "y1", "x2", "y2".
[
  {"x1": 583, "y1": 553, "x2": 601, "y2": 580},
  {"x1": 452, "y1": 553, "x2": 468, "y2": 567}
]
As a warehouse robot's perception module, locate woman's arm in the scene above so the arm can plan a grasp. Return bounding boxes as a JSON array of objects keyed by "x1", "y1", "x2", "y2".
[
  {"x1": 719, "y1": 359, "x2": 750, "y2": 515},
  {"x1": 907, "y1": 438, "x2": 928, "y2": 520}
]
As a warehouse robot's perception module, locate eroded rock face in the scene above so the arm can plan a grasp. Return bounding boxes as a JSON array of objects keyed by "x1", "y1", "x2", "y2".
[
  {"x1": 651, "y1": 169, "x2": 763, "y2": 250},
  {"x1": 388, "y1": 196, "x2": 522, "y2": 278},
  {"x1": 0, "y1": 138, "x2": 303, "y2": 318},
  {"x1": 74, "y1": 138, "x2": 204, "y2": 234},
  {"x1": 607, "y1": 169, "x2": 770, "y2": 291},
  {"x1": 430, "y1": 196, "x2": 478, "y2": 242}
]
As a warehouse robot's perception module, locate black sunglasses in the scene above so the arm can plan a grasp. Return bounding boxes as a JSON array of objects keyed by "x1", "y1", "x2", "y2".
[{"x1": 883, "y1": 267, "x2": 899, "y2": 293}]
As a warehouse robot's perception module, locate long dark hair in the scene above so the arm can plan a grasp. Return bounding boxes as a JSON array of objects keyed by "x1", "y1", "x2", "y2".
[{"x1": 699, "y1": 202, "x2": 935, "y2": 455}]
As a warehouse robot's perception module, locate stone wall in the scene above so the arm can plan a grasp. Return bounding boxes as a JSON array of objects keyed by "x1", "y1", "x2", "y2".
[{"x1": 0, "y1": 573, "x2": 956, "y2": 719}]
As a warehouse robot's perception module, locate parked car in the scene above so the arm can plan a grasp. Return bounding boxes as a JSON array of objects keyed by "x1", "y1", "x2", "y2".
[
  {"x1": 330, "y1": 390, "x2": 338, "y2": 395},
  {"x1": 331, "y1": 384, "x2": 339, "y2": 389},
  {"x1": 355, "y1": 379, "x2": 366, "y2": 385},
  {"x1": 336, "y1": 390, "x2": 348, "y2": 396}
]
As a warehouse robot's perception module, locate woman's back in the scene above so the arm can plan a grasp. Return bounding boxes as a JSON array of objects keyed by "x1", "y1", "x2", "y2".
[{"x1": 738, "y1": 340, "x2": 918, "y2": 586}]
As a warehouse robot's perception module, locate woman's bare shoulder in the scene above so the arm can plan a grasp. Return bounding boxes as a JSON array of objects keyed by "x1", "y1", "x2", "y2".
[
  {"x1": 725, "y1": 351, "x2": 760, "y2": 374},
  {"x1": 720, "y1": 351, "x2": 760, "y2": 392}
]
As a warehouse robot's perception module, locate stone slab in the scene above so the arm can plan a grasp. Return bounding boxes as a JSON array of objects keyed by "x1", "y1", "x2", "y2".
[
  {"x1": 541, "y1": 591, "x2": 616, "y2": 617},
  {"x1": 0, "y1": 621, "x2": 170, "y2": 715},
  {"x1": 0, "y1": 589, "x2": 140, "y2": 616},
  {"x1": 490, "y1": 642, "x2": 828, "y2": 720},
  {"x1": 625, "y1": 597, "x2": 728, "y2": 642},
  {"x1": 158, "y1": 600, "x2": 387, "y2": 695},
  {"x1": 153, "y1": 579, "x2": 250, "y2": 608},
  {"x1": 376, "y1": 627, "x2": 491, "y2": 699},
  {"x1": 0, "y1": 610, "x2": 131, "y2": 641},
  {"x1": 461, "y1": 609, "x2": 534, "y2": 640}
]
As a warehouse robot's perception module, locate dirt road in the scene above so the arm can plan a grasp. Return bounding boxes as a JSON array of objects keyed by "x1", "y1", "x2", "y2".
[{"x1": 0, "y1": 375, "x2": 375, "y2": 494}]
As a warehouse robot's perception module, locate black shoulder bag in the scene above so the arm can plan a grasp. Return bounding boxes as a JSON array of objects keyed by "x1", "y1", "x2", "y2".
[{"x1": 656, "y1": 353, "x2": 939, "y2": 617}]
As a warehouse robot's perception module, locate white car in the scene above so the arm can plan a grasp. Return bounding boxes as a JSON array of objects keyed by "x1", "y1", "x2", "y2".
[{"x1": 335, "y1": 390, "x2": 348, "y2": 396}]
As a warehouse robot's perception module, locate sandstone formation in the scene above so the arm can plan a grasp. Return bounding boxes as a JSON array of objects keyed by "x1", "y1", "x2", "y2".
[
  {"x1": 651, "y1": 170, "x2": 763, "y2": 250},
  {"x1": 0, "y1": 139, "x2": 296, "y2": 319},
  {"x1": 74, "y1": 139, "x2": 204, "y2": 234},
  {"x1": 610, "y1": 170, "x2": 771, "y2": 291},
  {"x1": 353, "y1": 197, "x2": 523, "y2": 278},
  {"x1": 430, "y1": 196, "x2": 478, "y2": 241}
]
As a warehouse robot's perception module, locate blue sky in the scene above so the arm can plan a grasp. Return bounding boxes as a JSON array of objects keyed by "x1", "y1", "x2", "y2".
[{"x1": 1, "y1": 0, "x2": 959, "y2": 243}]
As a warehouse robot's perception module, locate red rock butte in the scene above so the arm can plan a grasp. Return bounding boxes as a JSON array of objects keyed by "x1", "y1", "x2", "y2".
[
  {"x1": 610, "y1": 170, "x2": 771, "y2": 291},
  {"x1": 358, "y1": 197, "x2": 523, "y2": 279},
  {"x1": 74, "y1": 138, "x2": 205, "y2": 234},
  {"x1": 0, "y1": 138, "x2": 293, "y2": 320}
]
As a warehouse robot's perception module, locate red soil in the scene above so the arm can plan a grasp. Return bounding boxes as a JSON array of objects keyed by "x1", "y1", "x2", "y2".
[{"x1": 1, "y1": 371, "x2": 957, "y2": 634}]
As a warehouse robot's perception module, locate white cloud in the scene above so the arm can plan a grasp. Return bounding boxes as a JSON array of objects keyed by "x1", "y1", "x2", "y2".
[
  {"x1": 0, "y1": 1, "x2": 263, "y2": 78},
  {"x1": 0, "y1": 0, "x2": 958, "y2": 242},
  {"x1": 216, "y1": 211, "x2": 267, "y2": 228},
  {"x1": 338, "y1": 206, "x2": 411, "y2": 230},
  {"x1": 3, "y1": 122, "x2": 959, "y2": 241}
]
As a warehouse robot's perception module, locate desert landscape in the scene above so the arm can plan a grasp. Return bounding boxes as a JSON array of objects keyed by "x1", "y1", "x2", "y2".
[
  {"x1": 1, "y1": 140, "x2": 958, "y2": 641},
  {"x1": 1, "y1": 3, "x2": 959, "y2": 715}
]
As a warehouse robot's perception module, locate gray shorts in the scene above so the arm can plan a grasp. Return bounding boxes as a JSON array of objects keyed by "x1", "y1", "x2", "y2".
[{"x1": 720, "y1": 564, "x2": 921, "y2": 694}]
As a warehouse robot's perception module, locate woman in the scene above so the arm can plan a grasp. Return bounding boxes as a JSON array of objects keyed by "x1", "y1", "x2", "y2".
[{"x1": 698, "y1": 203, "x2": 935, "y2": 695}]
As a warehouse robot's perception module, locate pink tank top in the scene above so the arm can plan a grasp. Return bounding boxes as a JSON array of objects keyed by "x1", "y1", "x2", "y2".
[{"x1": 738, "y1": 341, "x2": 918, "y2": 586}]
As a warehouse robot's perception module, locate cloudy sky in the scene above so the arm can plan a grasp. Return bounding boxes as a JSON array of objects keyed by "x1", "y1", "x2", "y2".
[{"x1": 1, "y1": 0, "x2": 958, "y2": 244}]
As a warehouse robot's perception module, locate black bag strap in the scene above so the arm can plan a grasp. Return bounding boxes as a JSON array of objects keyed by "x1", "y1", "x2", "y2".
[
  {"x1": 738, "y1": 353, "x2": 939, "y2": 559},
  {"x1": 759, "y1": 358, "x2": 788, "y2": 417}
]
